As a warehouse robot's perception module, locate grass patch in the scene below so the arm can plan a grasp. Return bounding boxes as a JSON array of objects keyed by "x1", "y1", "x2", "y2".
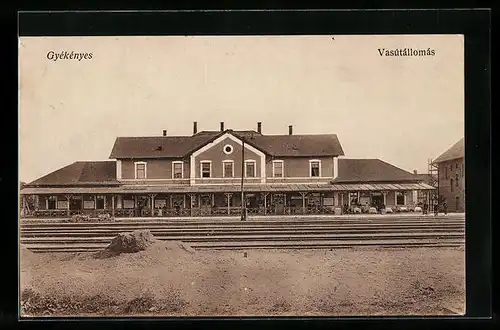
[{"x1": 21, "y1": 288, "x2": 187, "y2": 316}]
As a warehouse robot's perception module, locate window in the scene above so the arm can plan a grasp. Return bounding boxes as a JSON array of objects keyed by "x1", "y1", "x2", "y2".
[
  {"x1": 444, "y1": 166, "x2": 448, "y2": 179},
  {"x1": 47, "y1": 196, "x2": 56, "y2": 210},
  {"x1": 310, "y1": 160, "x2": 321, "y2": 177},
  {"x1": 190, "y1": 196, "x2": 199, "y2": 208},
  {"x1": 223, "y1": 144, "x2": 234, "y2": 155},
  {"x1": 245, "y1": 160, "x2": 256, "y2": 178},
  {"x1": 137, "y1": 196, "x2": 149, "y2": 208},
  {"x1": 154, "y1": 199, "x2": 166, "y2": 208},
  {"x1": 349, "y1": 192, "x2": 358, "y2": 205},
  {"x1": 172, "y1": 161, "x2": 183, "y2": 179},
  {"x1": 359, "y1": 192, "x2": 371, "y2": 206},
  {"x1": 123, "y1": 199, "x2": 135, "y2": 209},
  {"x1": 223, "y1": 160, "x2": 234, "y2": 178},
  {"x1": 96, "y1": 196, "x2": 105, "y2": 209},
  {"x1": 135, "y1": 162, "x2": 147, "y2": 179},
  {"x1": 396, "y1": 192, "x2": 405, "y2": 205},
  {"x1": 200, "y1": 161, "x2": 211, "y2": 178},
  {"x1": 450, "y1": 179, "x2": 454, "y2": 192},
  {"x1": 455, "y1": 174, "x2": 459, "y2": 187},
  {"x1": 57, "y1": 199, "x2": 68, "y2": 210},
  {"x1": 273, "y1": 160, "x2": 284, "y2": 177},
  {"x1": 83, "y1": 196, "x2": 95, "y2": 209}
]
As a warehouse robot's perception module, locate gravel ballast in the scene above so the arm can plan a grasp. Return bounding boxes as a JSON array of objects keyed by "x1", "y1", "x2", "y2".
[{"x1": 20, "y1": 245, "x2": 465, "y2": 316}]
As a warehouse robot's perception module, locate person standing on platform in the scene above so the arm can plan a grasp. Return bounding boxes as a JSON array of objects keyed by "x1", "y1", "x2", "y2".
[
  {"x1": 434, "y1": 200, "x2": 439, "y2": 216},
  {"x1": 443, "y1": 200, "x2": 448, "y2": 215}
]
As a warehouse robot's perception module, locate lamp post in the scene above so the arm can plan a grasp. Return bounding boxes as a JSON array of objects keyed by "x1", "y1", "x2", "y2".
[{"x1": 240, "y1": 137, "x2": 246, "y2": 221}]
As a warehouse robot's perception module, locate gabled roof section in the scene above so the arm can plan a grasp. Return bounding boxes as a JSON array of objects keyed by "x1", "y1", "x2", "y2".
[
  {"x1": 25, "y1": 161, "x2": 119, "y2": 187},
  {"x1": 188, "y1": 130, "x2": 344, "y2": 157},
  {"x1": 109, "y1": 130, "x2": 344, "y2": 159},
  {"x1": 184, "y1": 130, "x2": 258, "y2": 156},
  {"x1": 413, "y1": 173, "x2": 437, "y2": 184},
  {"x1": 109, "y1": 136, "x2": 208, "y2": 159},
  {"x1": 332, "y1": 158, "x2": 423, "y2": 183},
  {"x1": 432, "y1": 138, "x2": 464, "y2": 164},
  {"x1": 249, "y1": 134, "x2": 344, "y2": 157}
]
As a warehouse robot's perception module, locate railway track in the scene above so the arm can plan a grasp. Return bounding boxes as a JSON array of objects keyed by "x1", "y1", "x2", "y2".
[{"x1": 20, "y1": 215, "x2": 465, "y2": 253}]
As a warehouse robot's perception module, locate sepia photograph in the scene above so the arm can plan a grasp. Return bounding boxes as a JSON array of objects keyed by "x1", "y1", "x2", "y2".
[{"x1": 19, "y1": 34, "x2": 465, "y2": 317}]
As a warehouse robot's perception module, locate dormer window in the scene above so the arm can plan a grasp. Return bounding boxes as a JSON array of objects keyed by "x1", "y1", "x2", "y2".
[
  {"x1": 135, "y1": 162, "x2": 147, "y2": 179},
  {"x1": 309, "y1": 160, "x2": 321, "y2": 177}
]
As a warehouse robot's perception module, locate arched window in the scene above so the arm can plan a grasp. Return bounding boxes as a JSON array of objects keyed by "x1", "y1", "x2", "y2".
[{"x1": 450, "y1": 179, "x2": 454, "y2": 192}]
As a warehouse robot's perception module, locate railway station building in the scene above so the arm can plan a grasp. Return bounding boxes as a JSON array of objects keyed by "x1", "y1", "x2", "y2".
[{"x1": 20, "y1": 122, "x2": 435, "y2": 218}]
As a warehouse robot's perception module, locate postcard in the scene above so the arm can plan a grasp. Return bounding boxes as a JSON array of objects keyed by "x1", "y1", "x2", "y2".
[{"x1": 19, "y1": 34, "x2": 465, "y2": 317}]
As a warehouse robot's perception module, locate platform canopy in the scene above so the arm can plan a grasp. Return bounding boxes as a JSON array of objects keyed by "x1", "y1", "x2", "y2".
[{"x1": 20, "y1": 182, "x2": 435, "y2": 195}]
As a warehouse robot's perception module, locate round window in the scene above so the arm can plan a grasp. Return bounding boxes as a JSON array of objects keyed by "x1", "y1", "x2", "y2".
[{"x1": 223, "y1": 144, "x2": 233, "y2": 155}]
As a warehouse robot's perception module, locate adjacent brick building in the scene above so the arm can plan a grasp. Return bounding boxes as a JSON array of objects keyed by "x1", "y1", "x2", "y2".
[{"x1": 432, "y1": 138, "x2": 465, "y2": 212}]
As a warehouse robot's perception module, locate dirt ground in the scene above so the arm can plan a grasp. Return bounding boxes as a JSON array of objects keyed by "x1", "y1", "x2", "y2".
[{"x1": 20, "y1": 243, "x2": 465, "y2": 317}]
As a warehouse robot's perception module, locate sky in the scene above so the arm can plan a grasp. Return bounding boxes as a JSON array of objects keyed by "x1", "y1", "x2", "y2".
[{"x1": 19, "y1": 35, "x2": 464, "y2": 183}]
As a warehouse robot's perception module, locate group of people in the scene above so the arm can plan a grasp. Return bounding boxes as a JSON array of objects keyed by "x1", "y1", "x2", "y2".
[
  {"x1": 421, "y1": 200, "x2": 448, "y2": 215},
  {"x1": 343, "y1": 199, "x2": 449, "y2": 216}
]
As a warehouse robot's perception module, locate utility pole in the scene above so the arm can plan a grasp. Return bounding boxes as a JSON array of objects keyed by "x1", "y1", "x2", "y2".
[{"x1": 241, "y1": 138, "x2": 246, "y2": 221}]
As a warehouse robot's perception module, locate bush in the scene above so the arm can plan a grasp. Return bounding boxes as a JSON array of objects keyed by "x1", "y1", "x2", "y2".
[
  {"x1": 97, "y1": 213, "x2": 112, "y2": 221},
  {"x1": 71, "y1": 214, "x2": 90, "y2": 223},
  {"x1": 66, "y1": 214, "x2": 115, "y2": 223}
]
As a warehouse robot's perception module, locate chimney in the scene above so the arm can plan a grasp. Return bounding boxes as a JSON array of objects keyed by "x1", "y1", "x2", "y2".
[
  {"x1": 257, "y1": 122, "x2": 262, "y2": 134},
  {"x1": 288, "y1": 125, "x2": 293, "y2": 135},
  {"x1": 193, "y1": 121, "x2": 198, "y2": 135},
  {"x1": 220, "y1": 122, "x2": 225, "y2": 131},
  {"x1": 162, "y1": 130, "x2": 167, "y2": 136},
  {"x1": 413, "y1": 170, "x2": 418, "y2": 174}
]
